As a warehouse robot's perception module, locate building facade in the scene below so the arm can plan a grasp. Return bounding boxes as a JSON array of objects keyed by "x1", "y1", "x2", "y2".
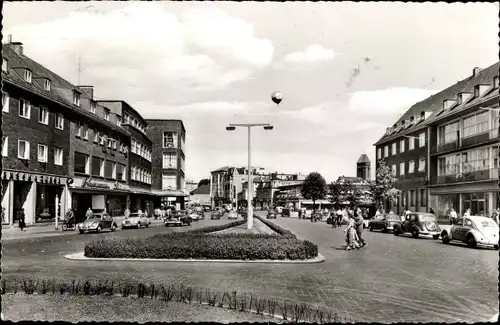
[
  {"x1": 189, "y1": 184, "x2": 211, "y2": 205},
  {"x1": 146, "y1": 119, "x2": 187, "y2": 210},
  {"x1": 356, "y1": 154, "x2": 371, "y2": 180},
  {"x1": 375, "y1": 63, "x2": 499, "y2": 218},
  {"x1": 254, "y1": 173, "x2": 306, "y2": 210}
]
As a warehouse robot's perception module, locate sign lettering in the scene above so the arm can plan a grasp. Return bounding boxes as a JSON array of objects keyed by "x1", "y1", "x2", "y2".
[{"x1": 83, "y1": 177, "x2": 110, "y2": 189}]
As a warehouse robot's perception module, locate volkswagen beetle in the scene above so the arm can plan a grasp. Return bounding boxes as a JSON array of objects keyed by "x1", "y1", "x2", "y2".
[
  {"x1": 441, "y1": 216, "x2": 499, "y2": 249},
  {"x1": 122, "y1": 212, "x2": 150, "y2": 229},
  {"x1": 77, "y1": 213, "x2": 117, "y2": 234}
]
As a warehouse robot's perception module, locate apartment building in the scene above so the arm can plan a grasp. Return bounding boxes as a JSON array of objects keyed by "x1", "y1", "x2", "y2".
[{"x1": 375, "y1": 63, "x2": 500, "y2": 218}]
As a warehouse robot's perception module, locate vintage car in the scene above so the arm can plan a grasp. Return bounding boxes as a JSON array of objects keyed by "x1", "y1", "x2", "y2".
[
  {"x1": 210, "y1": 211, "x2": 221, "y2": 220},
  {"x1": 121, "y1": 212, "x2": 150, "y2": 229},
  {"x1": 77, "y1": 213, "x2": 118, "y2": 234},
  {"x1": 188, "y1": 210, "x2": 201, "y2": 221},
  {"x1": 393, "y1": 212, "x2": 441, "y2": 239},
  {"x1": 441, "y1": 216, "x2": 499, "y2": 249},
  {"x1": 369, "y1": 214, "x2": 401, "y2": 233},
  {"x1": 228, "y1": 210, "x2": 239, "y2": 220},
  {"x1": 267, "y1": 209, "x2": 277, "y2": 219},
  {"x1": 165, "y1": 211, "x2": 191, "y2": 227}
]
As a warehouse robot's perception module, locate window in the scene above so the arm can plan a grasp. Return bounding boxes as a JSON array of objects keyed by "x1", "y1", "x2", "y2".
[
  {"x1": 2, "y1": 58, "x2": 7, "y2": 72},
  {"x1": 391, "y1": 165, "x2": 396, "y2": 176},
  {"x1": 418, "y1": 158, "x2": 426, "y2": 172},
  {"x1": 400, "y1": 139, "x2": 405, "y2": 153},
  {"x1": 2, "y1": 136, "x2": 8, "y2": 157},
  {"x1": 54, "y1": 148, "x2": 63, "y2": 166},
  {"x1": 104, "y1": 109, "x2": 110, "y2": 121},
  {"x1": 461, "y1": 147, "x2": 490, "y2": 173},
  {"x1": 91, "y1": 157, "x2": 103, "y2": 177},
  {"x1": 162, "y1": 174, "x2": 177, "y2": 190},
  {"x1": 131, "y1": 166, "x2": 136, "y2": 180},
  {"x1": 384, "y1": 146, "x2": 389, "y2": 158},
  {"x1": 116, "y1": 164, "x2": 124, "y2": 181},
  {"x1": 74, "y1": 152, "x2": 90, "y2": 174},
  {"x1": 408, "y1": 136, "x2": 415, "y2": 150},
  {"x1": 418, "y1": 133, "x2": 426, "y2": 147},
  {"x1": 112, "y1": 163, "x2": 117, "y2": 179},
  {"x1": 55, "y1": 113, "x2": 64, "y2": 130},
  {"x1": 399, "y1": 162, "x2": 405, "y2": 176},
  {"x1": 44, "y1": 79, "x2": 51, "y2": 91},
  {"x1": 391, "y1": 143, "x2": 397, "y2": 156},
  {"x1": 463, "y1": 112, "x2": 489, "y2": 138},
  {"x1": 75, "y1": 122, "x2": 82, "y2": 137},
  {"x1": 494, "y1": 76, "x2": 499, "y2": 89},
  {"x1": 19, "y1": 99, "x2": 31, "y2": 119},
  {"x1": 438, "y1": 122, "x2": 458, "y2": 145},
  {"x1": 18, "y1": 140, "x2": 30, "y2": 159},
  {"x1": 163, "y1": 132, "x2": 177, "y2": 148},
  {"x1": 37, "y1": 144, "x2": 48, "y2": 163},
  {"x1": 131, "y1": 139, "x2": 136, "y2": 153},
  {"x1": 105, "y1": 160, "x2": 113, "y2": 178},
  {"x1": 73, "y1": 92, "x2": 80, "y2": 106},
  {"x1": 37, "y1": 107, "x2": 49, "y2": 125},
  {"x1": 90, "y1": 101, "x2": 96, "y2": 114},
  {"x1": 410, "y1": 190, "x2": 416, "y2": 206},
  {"x1": 2, "y1": 92, "x2": 9, "y2": 113},
  {"x1": 163, "y1": 153, "x2": 177, "y2": 168},
  {"x1": 24, "y1": 69, "x2": 32, "y2": 83},
  {"x1": 408, "y1": 160, "x2": 415, "y2": 173},
  {"x1": 116, "y1": 116, "x2": 121, "y2": 127},
  {"x1": 420, "y1": 189, "x2": 426, "y2": 207}
]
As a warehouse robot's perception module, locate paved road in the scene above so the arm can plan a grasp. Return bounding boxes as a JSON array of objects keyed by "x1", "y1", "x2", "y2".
[{"x1": 2, "y1": 212, "x2": 498, "y2": 322}]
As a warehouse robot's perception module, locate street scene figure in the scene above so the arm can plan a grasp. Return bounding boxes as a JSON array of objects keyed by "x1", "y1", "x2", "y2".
[
  {"x1": 449, "y1": 208, "x2": 458, "y2": 225},
  {"x1": 345, "y1": 215, "x2": 361, "y2": 250},
  {"x1": 85, "y1": 207, "x2": 93, "y2": 221}
]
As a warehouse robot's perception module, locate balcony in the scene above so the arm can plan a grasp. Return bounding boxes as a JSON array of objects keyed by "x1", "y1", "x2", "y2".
[
  {"x1": 436, "y1": 168, "x2": 498, "y2": 185},
  {"x1": 432, "y1": 127, "x2": 499, "y2": 155}
]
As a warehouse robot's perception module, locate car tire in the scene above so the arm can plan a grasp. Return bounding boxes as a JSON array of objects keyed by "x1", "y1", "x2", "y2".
[
  {"x1": 441, "y1": 232, "x2": 450, "y2": 244},
  {"x1": 382, "y1": 226, "x2": 388, "y2": 233},
  {"x1": 96, "y1": 226, "x2": 102, "y2": 233},
  {"x1": 411, "y1": 228, "x2": 419, "y2": 238},
  {"x1": 466, "y1": 235, "x2": 477, "y2": 248},
  {"x1": 432, "y1": 234, "x2": 439, "y2": 240},
  {"x1": 79, "y1": 230, "x2": 85, "y2": 234}
]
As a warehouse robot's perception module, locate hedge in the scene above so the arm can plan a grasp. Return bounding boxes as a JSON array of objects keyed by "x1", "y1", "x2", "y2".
[{"x1": 84, "y1": 217, "x2": 318, "y2": 260}]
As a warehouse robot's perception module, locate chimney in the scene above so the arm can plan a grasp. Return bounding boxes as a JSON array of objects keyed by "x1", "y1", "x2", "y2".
[
  {"x1": 78, "y1": 85, "x2": 94, "y2": 99},
  {"x1": 472, "y1": 67, "x2": 482, "y2": 77},
  {"x1": 10, "y1": 42, "x2": 23, "y2": 56}
]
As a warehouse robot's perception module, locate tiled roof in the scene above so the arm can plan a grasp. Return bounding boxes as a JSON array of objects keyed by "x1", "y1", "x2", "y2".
[
  {"x1": 190, "y1": 184, "x2": 210, "y2": 195},
  {"x1": 337, "y1": 176, "x2": 364, "y2": 183},
  {"x1": 357, "y1": 154, "x2": 371, "y2": 164},
  {"x1": 375, "y1": 62, "x2": 500, "y2": 146}
]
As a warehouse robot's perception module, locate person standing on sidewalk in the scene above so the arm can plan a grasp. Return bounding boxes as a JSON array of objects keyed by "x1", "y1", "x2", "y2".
[
  {"x1": 85, "y1": 207, "x2": 93, "y2": 220},
  {"x1": 18, "y1": 208, "x2": 26, "y2": 231},
  {"x1": 449, "y1": 208, "x2": 458, "y2": 225}
]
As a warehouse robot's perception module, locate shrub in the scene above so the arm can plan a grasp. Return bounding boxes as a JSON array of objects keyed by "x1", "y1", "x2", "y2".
[{"x1": 254, "y1": 215, "x2": 296, "y2": 238}]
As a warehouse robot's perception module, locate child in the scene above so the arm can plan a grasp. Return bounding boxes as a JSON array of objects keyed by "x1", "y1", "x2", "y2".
[{"x1": 344, "y1": 215, "x2": 361, "y2": 250}]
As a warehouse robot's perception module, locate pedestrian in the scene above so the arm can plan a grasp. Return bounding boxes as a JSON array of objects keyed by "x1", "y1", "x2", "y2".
[
  {"x1": 344, "y1": 215, "x2": 361, "y2": 250},
  {"x1": 65, "y1": 208, "x2": 75, "y2": 228},
  {"x1": 85, "y1": 207, "x2": 93, "y2": 220},
  {"x1": 18, "y1": 208, "x2": 26, "y2": 231},
  {"x1": 355, "y1": 208, "x2": 367, "y2": 248},
  {"x1": 449, "y1": 208, "x2": 458, "y2": 225},
  {"x1": 491, "y1": 208, "x2": 499, "y2": 226},
  {"x1": 464, "y1": 208, "x2": 471, "y2": 218}
]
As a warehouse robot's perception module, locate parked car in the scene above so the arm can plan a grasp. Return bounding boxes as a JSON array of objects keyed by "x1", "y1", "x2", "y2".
[
  {"x1": 189, "y1": 211, "x2": 200, "y2": 221},
  {"x1": 228, "y1": 210, "x2": 238, "y2": 220},
  {"x1": 441, "y1": 216, "x2": 499, "y2": 249},
  {"x1": 204, "y1": 206, "x2": 211, "y2": 212},
  {"x1": 165, "y1": 212, "x2": 191, "y2": 227},
  {"x1": 210, "y1": 211, "x2": 221, "y2": 220},
  {"x1": 393, "y1": 212, "x2": 441, "y2": 239},
  {"x1": 77, "y1": 213, "x2": 118, "y2": 234},
  {"x1": 369, "y1": 214, "x2": 401, "y2": 233},
  {"x1": 121, "y1": 212, "x2": 150, "y2": 229},
  {"x1": 267, "y1": 210, "x2": 277, "y2": 219}
]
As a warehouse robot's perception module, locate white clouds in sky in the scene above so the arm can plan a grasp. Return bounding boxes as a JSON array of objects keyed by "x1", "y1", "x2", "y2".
[{"x1": 283, "y1": 44, "x2": 335, "y2": 64}]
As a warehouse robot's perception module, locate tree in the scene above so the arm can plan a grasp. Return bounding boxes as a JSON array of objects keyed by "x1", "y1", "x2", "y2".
[
  {"x1": 301, "y1": 172, "x2": 327, "y2": 212},
  {"x1": 198, "y1": 178, "x2": 210, "y2": 187},
  {"x1": 369, "y1": 159, "x2": 401, "y2": 209}
]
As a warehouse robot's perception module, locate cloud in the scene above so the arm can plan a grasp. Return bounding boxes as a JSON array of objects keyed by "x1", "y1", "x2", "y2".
[
  {"x1": 283, "y1": 44, "x2": 335, "y2": 64},
  {"x1": 4, "y1": 3, "x2": 274, "y2": 102}
]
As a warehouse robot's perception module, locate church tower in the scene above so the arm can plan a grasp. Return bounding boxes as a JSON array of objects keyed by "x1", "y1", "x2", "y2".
[{"x1": 357, "y1": 154, "x2": 371, "y2": 180}]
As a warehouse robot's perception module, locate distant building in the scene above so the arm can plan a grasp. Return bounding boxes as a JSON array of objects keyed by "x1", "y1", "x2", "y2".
[
  {"x1": 189, "y1": 184, "x2": 211, "y2": 206},
  {"x1": 253, "y1": 172, "x2": 306, "y2": 210},
  {"x1": 356, "y1": 154, "x2": 371, "y2": 180},
  {"x1": 185, "y1": 180, "x2": 198, "y2": 194},
  {"x1": 209, "y1": 166, "x2": 265, "y2": 207}
]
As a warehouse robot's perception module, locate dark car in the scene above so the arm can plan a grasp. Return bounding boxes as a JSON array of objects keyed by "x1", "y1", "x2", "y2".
[
  {"x1": 267, "y1": 210, "x2": 277, "y2": 219},
  {"x1": 165, "y1": 211, "x2": 191, "y2": 227},
  {"x1": 210, "y1": 211, "x2": 221, "y2": 220},
  {"x1": 77, "y1": 213, "x2": 118, "y2": 234},
  {"x1": 393, "y1": 212, "x2": 441, "y2": 239},
  {"x1": 369, "y1": 214, "x2": 401, "y2": 233}
]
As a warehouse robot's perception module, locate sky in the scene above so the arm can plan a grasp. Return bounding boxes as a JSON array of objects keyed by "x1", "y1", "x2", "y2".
[{"x1": 3, "y1": 1, "x2": 498, "y2": 183}]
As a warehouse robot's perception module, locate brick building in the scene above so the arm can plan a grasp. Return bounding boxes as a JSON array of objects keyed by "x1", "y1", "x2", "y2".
[
  {"x1": 146, "y1": 119, "x2": 187, "y2": 210},
  {"x1": 374, "y1": 63, "x2": 499, "y2": 218}
]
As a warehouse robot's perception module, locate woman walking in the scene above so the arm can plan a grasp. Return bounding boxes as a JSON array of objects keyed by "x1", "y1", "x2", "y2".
[{"x1": 344, "y1": 214, "x2": 361, "y2": 250}]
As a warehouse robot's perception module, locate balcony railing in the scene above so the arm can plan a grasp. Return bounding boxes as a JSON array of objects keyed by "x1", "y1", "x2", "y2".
[
  {"x1": 436, "y1": 168, "x2": 498, "y2": 185},
  {"x1": 432, "y1": 127, "x2": 499, "y2": 154}
]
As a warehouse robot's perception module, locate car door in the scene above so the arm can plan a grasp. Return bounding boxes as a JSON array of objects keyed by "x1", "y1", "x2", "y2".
[
  {"x1": 452, "y1": 218, "x2": 468, "y2": 241},
  {"x1": 102, "y1": 214, "x2": 111, "y2": 229}
]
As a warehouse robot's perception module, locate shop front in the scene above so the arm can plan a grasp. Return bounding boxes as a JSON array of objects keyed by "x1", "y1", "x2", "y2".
[{"x1": 129, "y1": 187, "x2": 155, "y2": 216}]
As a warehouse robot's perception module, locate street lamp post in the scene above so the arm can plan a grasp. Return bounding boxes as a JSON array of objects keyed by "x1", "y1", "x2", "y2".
[{"x1": 226, "y1": 123, "x2": 274, "y2": 229}]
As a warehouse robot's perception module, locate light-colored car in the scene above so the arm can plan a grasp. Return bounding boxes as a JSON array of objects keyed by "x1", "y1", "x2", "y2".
[
  {"x1": 441, "y1": 216, "x2": 499, "y2": 249},
  {"x1": 122, "y1": 212, "x2": 150, "y2": 229},
  {"x1": 77, "y1": 213, "x2": 117, "y2": 234},
  {"x1": 228, "y1": 210, "x2": 238, "y2": 220},
  {"x1": 189, "y1": 211, "x2": 200, "y2": 221}
]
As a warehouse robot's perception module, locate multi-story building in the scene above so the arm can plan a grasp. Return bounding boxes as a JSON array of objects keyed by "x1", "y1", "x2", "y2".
[
  {"x1": 97, "y1": 100, "x2": 153, "y2": 215},
  {"x1": 254, "y1": 172, "x2": 306, "y2": 209},
  {"x1": 146, "y1": 119, "x2": 187, "y2": 210},
  {"x1": 374, "y1": 63, "x2": 499, "y2": 218}
]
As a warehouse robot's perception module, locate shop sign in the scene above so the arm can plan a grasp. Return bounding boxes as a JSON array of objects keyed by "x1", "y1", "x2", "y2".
[
  {"x1": 114, "y1": 182, "x2": 130, "y2": 191},
  {"x1": 82, "y1": 177, "x2": 110, "y2": 189}
]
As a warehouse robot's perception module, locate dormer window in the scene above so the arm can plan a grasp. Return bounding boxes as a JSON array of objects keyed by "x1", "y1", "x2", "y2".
[
  {"x1": 494, "y1": 76, "x2": 499, "y2": 89},
  {"x1": 457, "y1": 92, "x2": 472, "y2": 105},
  {"x1": 443, "y1": 99, "x2": 457, "y2": 111},
  {"x1": 90, "y1": 101, "x2": 96, "y2": 114},
  {"x1": 73, "y1": 92, "x2": 80, "y2": 107},
  {"x1": 2, "y1": 58, "x2": 7, "y2": 72},
  {"x1": 24, "y1": 69, "x2": 32, "y2": 83},
  {"x1": 104, "y1": 109, "x2": 110, "y2": 121},
  {"x1": 474, "y1": 84, "x2": 489, "y2": 97},
  {"x1": 43, "y1": 79, "x2": 51, "y2": 91}
]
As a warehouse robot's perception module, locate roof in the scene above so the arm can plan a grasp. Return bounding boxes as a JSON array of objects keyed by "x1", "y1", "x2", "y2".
[
  {"x1": 190, "y1": 184, "x2": 210, "y2": 195},
  {"x1": 96, "y1": 100, "x2": 148, "y2": 125},
  {"x1": 375, "y1": 62, "x2": 500, "y2": 146},
  {"x1": 211, "y1": 166, "x2": 232, "y2": 173},
  {"x1": 357, "y1": 154, "x2": 371, "y2": 164},
  {"x1": 337, "y1": 176, "x2": 364, "y2": 183}
]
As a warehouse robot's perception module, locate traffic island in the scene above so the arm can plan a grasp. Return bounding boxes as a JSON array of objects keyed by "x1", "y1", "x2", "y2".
[{"x1": 64, "y1": 216, "x2": 324, "y2": 264}]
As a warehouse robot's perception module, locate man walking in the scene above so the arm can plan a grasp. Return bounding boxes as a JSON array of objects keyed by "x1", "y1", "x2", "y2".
[{"x1": 355, "y1": 208, "x2": 366, "y2": 247}]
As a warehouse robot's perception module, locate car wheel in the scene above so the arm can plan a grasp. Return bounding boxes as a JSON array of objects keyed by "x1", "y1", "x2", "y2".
[
  {"x1": 79, "y1": 230, "x2": 85, "y2": 234},
  {"x1": 393, "y1": 228, "x2": 400, "y2": 236},
  {"x1": 411, "y1": 228, "x2": 419, "y2": 238},
  {"x1": 441, "y1": 232, "x2": 450, "y2": 244},
  {"x1": 382, "y1": 226, "x2": 388, "y2": 233},
  {"x1": 96, "y1": 226, "x2": 102, "y2": 233},
  {"x1": 466, "y1": 235, "x2": 477, "y2": 248},
  {"x1": 111, "y1": 224, "x2": 116, "y2": 232},
  {"x1": 432, "y1": 234, "x2": 439, "y2": 240}
]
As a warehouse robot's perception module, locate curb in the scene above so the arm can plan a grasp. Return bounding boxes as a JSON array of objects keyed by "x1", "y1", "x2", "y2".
[{"x1": 64, "y1": 252, "x2": 326, "y2": 264}]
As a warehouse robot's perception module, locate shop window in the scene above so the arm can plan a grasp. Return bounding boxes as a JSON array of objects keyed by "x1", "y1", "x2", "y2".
[
  {"x1": 18, "y1": 140, "x2": 30, "y2": 160},
  {"x1": 74, "y1": 152, "x2": 89, "y2": 174},
  {"x1": 2, "y1": 92, "x2": 9, "y2": 113},
  {"x1": 54, "y1": 148, "x2": 63, "y2": 166},
  {"x1": 37, "y1": 144, "x2": 48, "y2": 163}
]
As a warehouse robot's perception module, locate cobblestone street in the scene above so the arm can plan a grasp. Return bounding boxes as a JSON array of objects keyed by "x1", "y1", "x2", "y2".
[{"x1": 2, "y1": 213, "x2": 498, "y2": 322}]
